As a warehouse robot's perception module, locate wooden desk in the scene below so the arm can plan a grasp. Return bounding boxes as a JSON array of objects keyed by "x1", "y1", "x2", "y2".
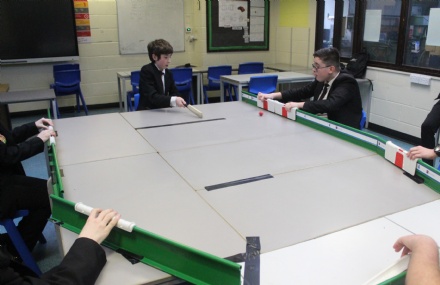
[{"x1": 0, "y1": 89, "x2": 56, "y2": 129}]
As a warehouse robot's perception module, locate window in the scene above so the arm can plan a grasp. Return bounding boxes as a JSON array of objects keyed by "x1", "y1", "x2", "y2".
[
  {"x1": 362, "y1": 0, "x2": 401, "y2": 64},
  {"x1": 404, "y1": 0, "x2": 440, "y2": 69},
  {"x1": 315, "y1": 0, "x2": 440, "y2": 76}
]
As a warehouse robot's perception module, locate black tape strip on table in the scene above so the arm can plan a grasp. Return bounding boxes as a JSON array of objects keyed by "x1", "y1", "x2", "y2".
[
  {"x1": 135, "y1": 118, "x2": 225, "y2": 130},
  {"x1": 205, "y1": 174, "x2": 273, "y2": 191}
]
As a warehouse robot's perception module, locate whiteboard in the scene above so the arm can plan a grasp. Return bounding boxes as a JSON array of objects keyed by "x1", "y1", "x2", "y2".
[{"x1": 116, "y1": 0, "x2": 185, "y2": 54}]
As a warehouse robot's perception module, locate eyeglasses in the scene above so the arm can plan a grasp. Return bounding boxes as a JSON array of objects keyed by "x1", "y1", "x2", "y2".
[{"x1": 311, "y1": 64, "x2": 331, "y2": 70}]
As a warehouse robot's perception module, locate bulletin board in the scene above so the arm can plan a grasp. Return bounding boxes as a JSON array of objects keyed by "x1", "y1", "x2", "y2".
[
  {"x1": 116, "y1": 0, "x2": 185, "y2": 55},
  {"x1": 207, "y1": 0, "x2": 270, "y2": 52}
]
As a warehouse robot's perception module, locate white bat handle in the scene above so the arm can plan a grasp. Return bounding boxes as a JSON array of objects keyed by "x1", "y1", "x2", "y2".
[{"x1": 74, "y1": 202, "x2": 135, "y2": 232}]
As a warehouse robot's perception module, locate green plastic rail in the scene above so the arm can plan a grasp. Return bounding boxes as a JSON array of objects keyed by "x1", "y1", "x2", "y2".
[
  {"x1": 47, "y1": 140, "x2": 241, "y2": 284},
  {"x1": 242, "y1": 90, "x2": 440, "y2": 195},
  {"x1": 242, "y1": 90, "x2": 440, "y2": 285}
]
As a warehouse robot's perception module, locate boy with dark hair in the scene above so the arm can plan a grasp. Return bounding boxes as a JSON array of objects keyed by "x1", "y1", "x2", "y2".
[
  {"x1": 257, "y1": 47, "x2": 363, "y2": 129},
  {"x1": 138, "y1": 39, "x2": 186, "y2": 110}
]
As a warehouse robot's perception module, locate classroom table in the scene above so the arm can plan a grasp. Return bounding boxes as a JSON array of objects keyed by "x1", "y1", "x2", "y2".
[
  {"x1": 52, "y1": 102, "x2": 440, "y2": 284},
  {"x1": 264, "y1": 63, "x2": 312, "y2": 73},
  {"x1": 117, "y1": 69, "x2": 203, "y2": 112},
  {"x1": 219, "y1": 71, "x2": 316, "y2": 103},
  {"x1": 0, "y1": 89, "x2": 57, "y2": 129}
]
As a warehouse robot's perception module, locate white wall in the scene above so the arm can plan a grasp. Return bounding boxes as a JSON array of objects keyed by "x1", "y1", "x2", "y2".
[
  {"x1": 1, "y1": 0, "x2": 278, "y2": 112},
  {"x1": 1, "y1": 0, "x2": 439, "y2": 139},
  {"x1": 366, "y1": 68, "x2": 440, "y2": 137}
]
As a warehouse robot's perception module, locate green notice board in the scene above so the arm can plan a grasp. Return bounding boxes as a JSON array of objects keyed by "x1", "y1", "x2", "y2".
[{"x1": 207, "y1": 0, "x2": 270, "y2": 52}]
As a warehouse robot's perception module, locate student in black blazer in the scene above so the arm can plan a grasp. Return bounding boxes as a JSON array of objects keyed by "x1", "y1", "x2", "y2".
[
  {"x1": 0, "y1": 208, "x2": 120, "y2": 285},
  {"x1": 138, "y1": 39, "x2": 187, "y2": 110},
  {"x1": 257, "y1": 47, "x2": 363, "y2": 129},
  {"x1": 0, "y1": 118, "x2": 55, "y2": 255}
]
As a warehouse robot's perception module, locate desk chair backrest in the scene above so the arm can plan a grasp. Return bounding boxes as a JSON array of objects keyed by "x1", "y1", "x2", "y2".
[
  {"x1": 248, "y1": 75, "x2": 278, "y2": 94},
  {"x1": 126, "y1": 71, "x2": 141, "y2": 112},
  {"x1": 203, "y1": 65, "x2": 233, "y2": 103},
  {"x1": 51, "y1": 69, "x2": 88, "y2": 116},
  {"x1": 170, "y1": 67, "x2": 194, "y2": 105},
  {"x1": 130, "y1": 70, "x2": 140, "y2": 93},
  {"x1": 53, "y1": 63, "x2": 79, "y2": 73},
  {"x1": 54, "y1": 69, "x2": 81, "y2": 88},
  {"x1": 207, "y1": 65, "x2": 232, "y2": 88},
  {"x1": 238, "y1": 62, "x2": 264, "y2": 74}
]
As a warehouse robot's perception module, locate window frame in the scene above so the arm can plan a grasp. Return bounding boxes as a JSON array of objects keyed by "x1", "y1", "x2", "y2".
[{"x1": 315, "y1": 0, "x2": 440, "y2": 77}]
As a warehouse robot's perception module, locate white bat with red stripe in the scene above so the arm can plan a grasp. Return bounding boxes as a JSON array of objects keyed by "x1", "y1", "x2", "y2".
[{"x1": 384, "y1": 141, "x2": 417, "y2": 176}]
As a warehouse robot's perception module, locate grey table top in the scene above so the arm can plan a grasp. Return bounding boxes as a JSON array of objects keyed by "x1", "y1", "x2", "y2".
[
  {"x1": 0, "y1": 89, "x2": 55, "y2": 104},
  {"x1": 54, "y1": 102, "x2": 440, "y2": 284}
]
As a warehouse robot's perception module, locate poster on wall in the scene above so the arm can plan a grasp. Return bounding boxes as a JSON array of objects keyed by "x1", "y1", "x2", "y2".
[
  {"x1": 207, "y1": 0, "x2": 269, "y2": 52},
  {"x1": 74, "y1": 0, "x2": 91, "y2": 43}
]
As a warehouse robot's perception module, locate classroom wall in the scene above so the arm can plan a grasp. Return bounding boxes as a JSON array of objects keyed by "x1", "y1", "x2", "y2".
[
  {"x1": 366, "y1": 68, "x2": 440, "y2": 138},
  {"x1": 1, "y1": 0, "x2": 438, "y2": 139}
]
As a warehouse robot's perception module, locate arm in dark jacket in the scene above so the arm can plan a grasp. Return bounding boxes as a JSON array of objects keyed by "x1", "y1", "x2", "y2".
[
  {"x1": 0, "y1": 238, "x2": 106, "y2": 285},
  {"x1": 40, "y1": 238, "x2": 107, "y2": 285},
  {"x1": 280, "y1": 80, "x2": 318, "y2": 103},
  {"x1": 11, "y1": 122, "x2": 40, "y2": 144},
  {"x1": 0, "y1": 123, "x2": 44, "y2": 166},
  {"x1": 302, "y1": 75, "x2": 360, "y2": 114}
]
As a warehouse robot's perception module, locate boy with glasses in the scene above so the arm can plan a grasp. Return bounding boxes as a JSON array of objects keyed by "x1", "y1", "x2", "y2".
[{"x1": 257, "y1": 47, "x2": 363, "y2": 129}]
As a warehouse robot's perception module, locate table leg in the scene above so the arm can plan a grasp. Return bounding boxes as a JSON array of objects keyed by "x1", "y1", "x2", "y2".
[
  {"x1": 220, "y1": 82, "x2": 224, "y2": 103},
  {"x1": 52, "y1": 99, "x2": 58, "y2": 119},
  {"x1": 117, "y1": 76, "x2": 124, "y2": 112},
  {"x1": 237, "y1": 85, "x2": 243, "y2": 101}
]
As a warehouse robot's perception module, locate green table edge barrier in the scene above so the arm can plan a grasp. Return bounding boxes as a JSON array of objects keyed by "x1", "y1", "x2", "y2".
[
  {"x1": 242, "y1": 90, "x2": 440, "y2": 285},
  {"x1": 46, "y1": 118, "x2": 241, "y2": 284}
]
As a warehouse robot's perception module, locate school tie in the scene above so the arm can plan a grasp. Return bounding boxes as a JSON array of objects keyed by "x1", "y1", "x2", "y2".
[
  {"x1": 161, "y1": 72, "x2": 165, "y2": 94},
  {"x1": 318, "y1": 83, "x2": 329, "y2": 100}
]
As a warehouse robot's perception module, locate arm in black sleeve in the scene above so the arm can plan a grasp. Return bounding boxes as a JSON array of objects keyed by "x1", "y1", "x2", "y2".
[
  {"x1": 0, "y1": 121, "x2": 43, "y2": 165},
  {"x1": 302, "y1": 76, "x2": 359, "y2": 114},
  {"x1": 40, "y1": 238, "x2": 107, "y2": 285},
  {"x1": 11, "y1": 122, "x2": 40, "y2": 143},
  {"x1": 280, "y1": 80, "x2": 318, "y2": 103}
]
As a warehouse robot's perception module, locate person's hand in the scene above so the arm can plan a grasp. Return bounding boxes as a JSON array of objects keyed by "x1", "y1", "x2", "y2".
[
  {"x1": 176, "y1": 97, "x2": 187, "y2": 107},
  {"x1": 407, "y1": 146, "x2": 437, "y2": 160},
  {"x1": 37, "y1": 129, "x2": 56, "y2": 142},
  {"x1": 257, "y1": 92, "x2": 271, "y2": 101},
  {"x1": 35, "y1": 118, "x2": 53, "y2": 129},
  {"x1": 284, "y1": 102, "x2": 304, "y2": 111},
  {"x1": 79, "y1": 208, "x2": 120, "y2": 244},
  {"x1": 393, "y1": 234, "x2": 438, "y2": 257}
]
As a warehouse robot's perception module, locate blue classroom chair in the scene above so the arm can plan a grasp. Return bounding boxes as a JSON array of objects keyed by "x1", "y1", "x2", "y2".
[
  {"x1": 127, "y1": 93, "x2": 140, "y2": 111},
  {"x1": 50, "y1": 65, "x2": 88, "y2": 117},
  {"x1": 170, "y1": 68, "x2": 195, "y2": 105},
  {"x1": 230, "y1": 62, "x2": 264, "y2": 99},
  {"x1": 248, "y1": 74, "x2": 278, "y2": 94},
  {"x1": 0, "y1": 210, "x2": 44, "y2": 276},
  {"x1": 126, "y1": 71, "x2": 140, "y2": 111},
  {"x1": 360, "y1": 110, "x2": 367, "y2": 130},
  {"x1": 203, "y1": 65, "x2": 233, "y2": 103}
]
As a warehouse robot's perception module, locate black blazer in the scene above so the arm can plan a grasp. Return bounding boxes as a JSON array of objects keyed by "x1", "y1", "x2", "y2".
[
  {"x1": 281, "y1": 71, "x2": 363, "y2": 129},
  {"x1": 0, "y1": 122, "x2": 43, "y2": 178},
  {"x1": 0, "y1": 238, "x2": 106, "y2": 285},
  {"x1": 138, "y1": 62, "x2": 180, "y2": 110}
]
